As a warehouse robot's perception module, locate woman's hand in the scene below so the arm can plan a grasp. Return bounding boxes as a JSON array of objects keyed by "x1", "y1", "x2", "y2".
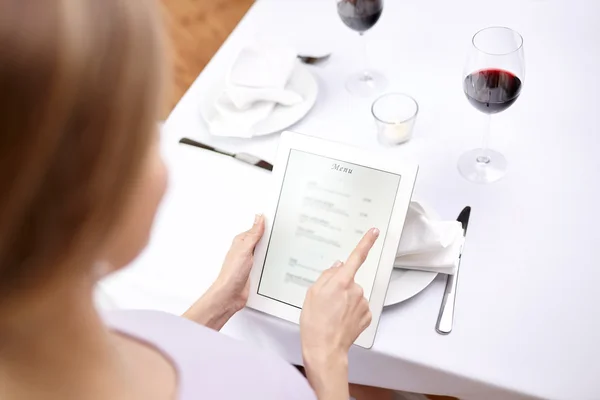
[
  {"x1": 213, "y1": 214, "x2": 265, "y2": 311},
  {"x1": 183, "y1": 214, "x2": 264, "y2": 330},
  {"x1": 300, "y1": 228, "x2": 379, "y2": 400}
]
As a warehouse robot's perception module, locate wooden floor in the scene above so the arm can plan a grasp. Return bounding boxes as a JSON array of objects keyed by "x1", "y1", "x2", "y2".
[
  {"x1": 158, "y1": 2, "x2": 457, "y2": 399},
  {"x1": 159, "y1": 0, "x2": 253, "y2": 116}
]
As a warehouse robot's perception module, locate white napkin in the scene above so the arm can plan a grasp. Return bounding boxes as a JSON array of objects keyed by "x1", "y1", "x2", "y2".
[
  {"x1": 208, "y1": 42, "x2": 303, "y2": 138},
  {"x1": 395, "y1": 202, "x2": 465, "y2": 275}
]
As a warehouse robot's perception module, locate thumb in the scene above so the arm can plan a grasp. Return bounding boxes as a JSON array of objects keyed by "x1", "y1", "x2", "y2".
[
  {"x1": 233, "y1": 215, "x2": 265, "y2": 255},
  {"x1": 249, "y1": 214, "x2": 264, "y2": 235},
  {"x1": 243, "y1": 214, "x2": 265, "y2": 246}
]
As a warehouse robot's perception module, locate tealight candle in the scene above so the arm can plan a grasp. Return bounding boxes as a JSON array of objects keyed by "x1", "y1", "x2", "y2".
[{"x1": 371, "y1": 93, "x2": 419, "y2": 145}]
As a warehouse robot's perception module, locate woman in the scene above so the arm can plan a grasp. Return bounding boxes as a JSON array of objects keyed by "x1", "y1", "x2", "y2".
[{"x1": 0, "y1": 0, "x2": 385, "y2": 399}]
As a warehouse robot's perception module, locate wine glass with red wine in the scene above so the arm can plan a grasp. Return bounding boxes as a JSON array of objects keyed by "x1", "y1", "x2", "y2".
[
  {"x1": 458, "y1": 27, "x2": 524, "y2": 183},
  {"x1": 336, "y1": 0, "x2": 387, "y2": 97}
]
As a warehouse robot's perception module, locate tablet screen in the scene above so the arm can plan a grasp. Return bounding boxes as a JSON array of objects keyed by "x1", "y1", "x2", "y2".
[{"x1": 257, "y1": 149, "x2": 401, "y2": 308}]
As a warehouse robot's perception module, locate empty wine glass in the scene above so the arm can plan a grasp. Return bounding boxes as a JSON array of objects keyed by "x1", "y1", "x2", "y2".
[
  {"x1": 336, "y1": 0, "x2": 387, "y2": 97},
  {"x1": 458, "y1": 27, "x2": 525, "y2": 183}
]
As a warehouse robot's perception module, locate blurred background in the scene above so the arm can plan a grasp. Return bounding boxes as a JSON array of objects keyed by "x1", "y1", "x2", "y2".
[{"x1": 160, "y1": 0, "x2": 254, "y2": 116}]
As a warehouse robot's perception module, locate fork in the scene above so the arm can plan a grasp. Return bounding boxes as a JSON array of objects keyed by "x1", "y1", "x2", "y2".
[{"x1": 297, "y1": 53, "x2": 331, "y2": 65}]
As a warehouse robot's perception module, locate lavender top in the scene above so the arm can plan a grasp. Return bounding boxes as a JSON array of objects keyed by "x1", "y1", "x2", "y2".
[{"x1": 105, "y1": 310, "x2": 317, "y2": 400}]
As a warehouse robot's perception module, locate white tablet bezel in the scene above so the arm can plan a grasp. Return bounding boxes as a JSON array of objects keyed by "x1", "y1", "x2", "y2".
[{"x1": 247, "y1": 131, "x2": 418, "y2": 348}]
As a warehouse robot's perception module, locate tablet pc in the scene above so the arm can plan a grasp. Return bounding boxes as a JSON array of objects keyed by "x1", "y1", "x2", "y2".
[{"x1": 247, "y1": 131, "x2": 418, "y2": 348}]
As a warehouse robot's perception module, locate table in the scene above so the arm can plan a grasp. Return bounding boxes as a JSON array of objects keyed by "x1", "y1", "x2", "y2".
[{"x1": 99, "y1": 0, "x2": 600, "y2": 399}]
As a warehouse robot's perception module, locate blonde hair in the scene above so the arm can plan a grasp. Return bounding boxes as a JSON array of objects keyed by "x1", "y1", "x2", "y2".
[{"x1": 0, "y1": 0, "x2": 164, "y2": 296}]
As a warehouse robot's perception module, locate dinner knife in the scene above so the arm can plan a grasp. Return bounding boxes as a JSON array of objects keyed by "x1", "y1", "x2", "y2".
[
  {"x1": 179, "y1": 137, "x2": 273, "y2": 171},
  {"x1": 436, "y1": 206, "x2": 471, "y2": 335}
]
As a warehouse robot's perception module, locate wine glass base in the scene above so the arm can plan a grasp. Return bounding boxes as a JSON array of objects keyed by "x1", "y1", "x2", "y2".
[
  {"x1": 458, "y1": 148, "x2": 507, "y2": 184},
  {"x1": 345, "y1": 70, "x2": 387, "y2": 97}
]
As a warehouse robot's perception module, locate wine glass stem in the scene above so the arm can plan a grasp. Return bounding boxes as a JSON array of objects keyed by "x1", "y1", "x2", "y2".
[
  {"x1": 359, "y1": 32, "x2": 372, "y2": 82},
  {"x1": 477, "y1": 114, "x2": 492, "y2": 164}
]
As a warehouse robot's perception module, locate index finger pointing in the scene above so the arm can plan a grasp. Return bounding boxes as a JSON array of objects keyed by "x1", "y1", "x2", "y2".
[{"x1": 340, "y1": 228, "x2": 380, "y2": 281}]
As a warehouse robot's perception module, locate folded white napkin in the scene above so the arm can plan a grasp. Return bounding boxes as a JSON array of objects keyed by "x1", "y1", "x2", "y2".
[
  {"x1": 395, "y1": 202, "x2": 464, "y2": 275},
  {"x1": 208, "y1": 42, "x2": 303, "y2": 138}
]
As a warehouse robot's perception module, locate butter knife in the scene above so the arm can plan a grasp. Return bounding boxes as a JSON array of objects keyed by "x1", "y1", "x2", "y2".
[
  {"x1": 179, "y1": 137, "x2": 273, "y2": 171},
  {"x1": 436, "y1": 206, "x2": 471, "y2": 335}
]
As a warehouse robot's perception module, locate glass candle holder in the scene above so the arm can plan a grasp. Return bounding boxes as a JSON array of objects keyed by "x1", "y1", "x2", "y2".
[{"x1": 372, "y1": 93, "x2": 418, "y2": 145}]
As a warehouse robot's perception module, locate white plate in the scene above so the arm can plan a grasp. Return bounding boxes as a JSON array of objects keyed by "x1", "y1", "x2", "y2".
[
  {"x1": 200, "y1": 63, "x2": 318, "y2": 137},
  {"x1": 384, "y1": 269, "x2": 438, "y2": 307}
]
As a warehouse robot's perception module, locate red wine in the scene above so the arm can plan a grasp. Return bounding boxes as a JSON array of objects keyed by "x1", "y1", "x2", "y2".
[
  {"x1": 337, "y1": 0, "x2": 383, "y2": 32},
  {"x1": 463, "y1": 69, "x2": 522, "y2": 114}
]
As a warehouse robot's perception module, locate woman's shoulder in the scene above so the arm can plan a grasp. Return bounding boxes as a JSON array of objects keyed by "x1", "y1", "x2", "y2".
[
  {"x1": 104, "y1": 308, "x2": 217, "y2": 339},
  {"x1": 104, "y1": 309, "x2": 316, "y2": 400}
]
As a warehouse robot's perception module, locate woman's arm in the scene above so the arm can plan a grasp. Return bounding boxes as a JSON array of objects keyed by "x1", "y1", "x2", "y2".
[
  {"x1": 183, "y1": 283, "x2": 238, "y2": 331},
  {"x1": 300, "y1": 229, "x2": 379, "y2": 400},
  {"x1": 183, "y1": 215, "x2": 265, "y2": 330},
  {"x1": 303, "y1": 354, "x2": 349, "y2": 400}
]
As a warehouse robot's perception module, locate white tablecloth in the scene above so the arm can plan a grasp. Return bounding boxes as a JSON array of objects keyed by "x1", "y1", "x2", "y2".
[{"x1": 99, "y1": 0, "x2": 600, "y2": 399}]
